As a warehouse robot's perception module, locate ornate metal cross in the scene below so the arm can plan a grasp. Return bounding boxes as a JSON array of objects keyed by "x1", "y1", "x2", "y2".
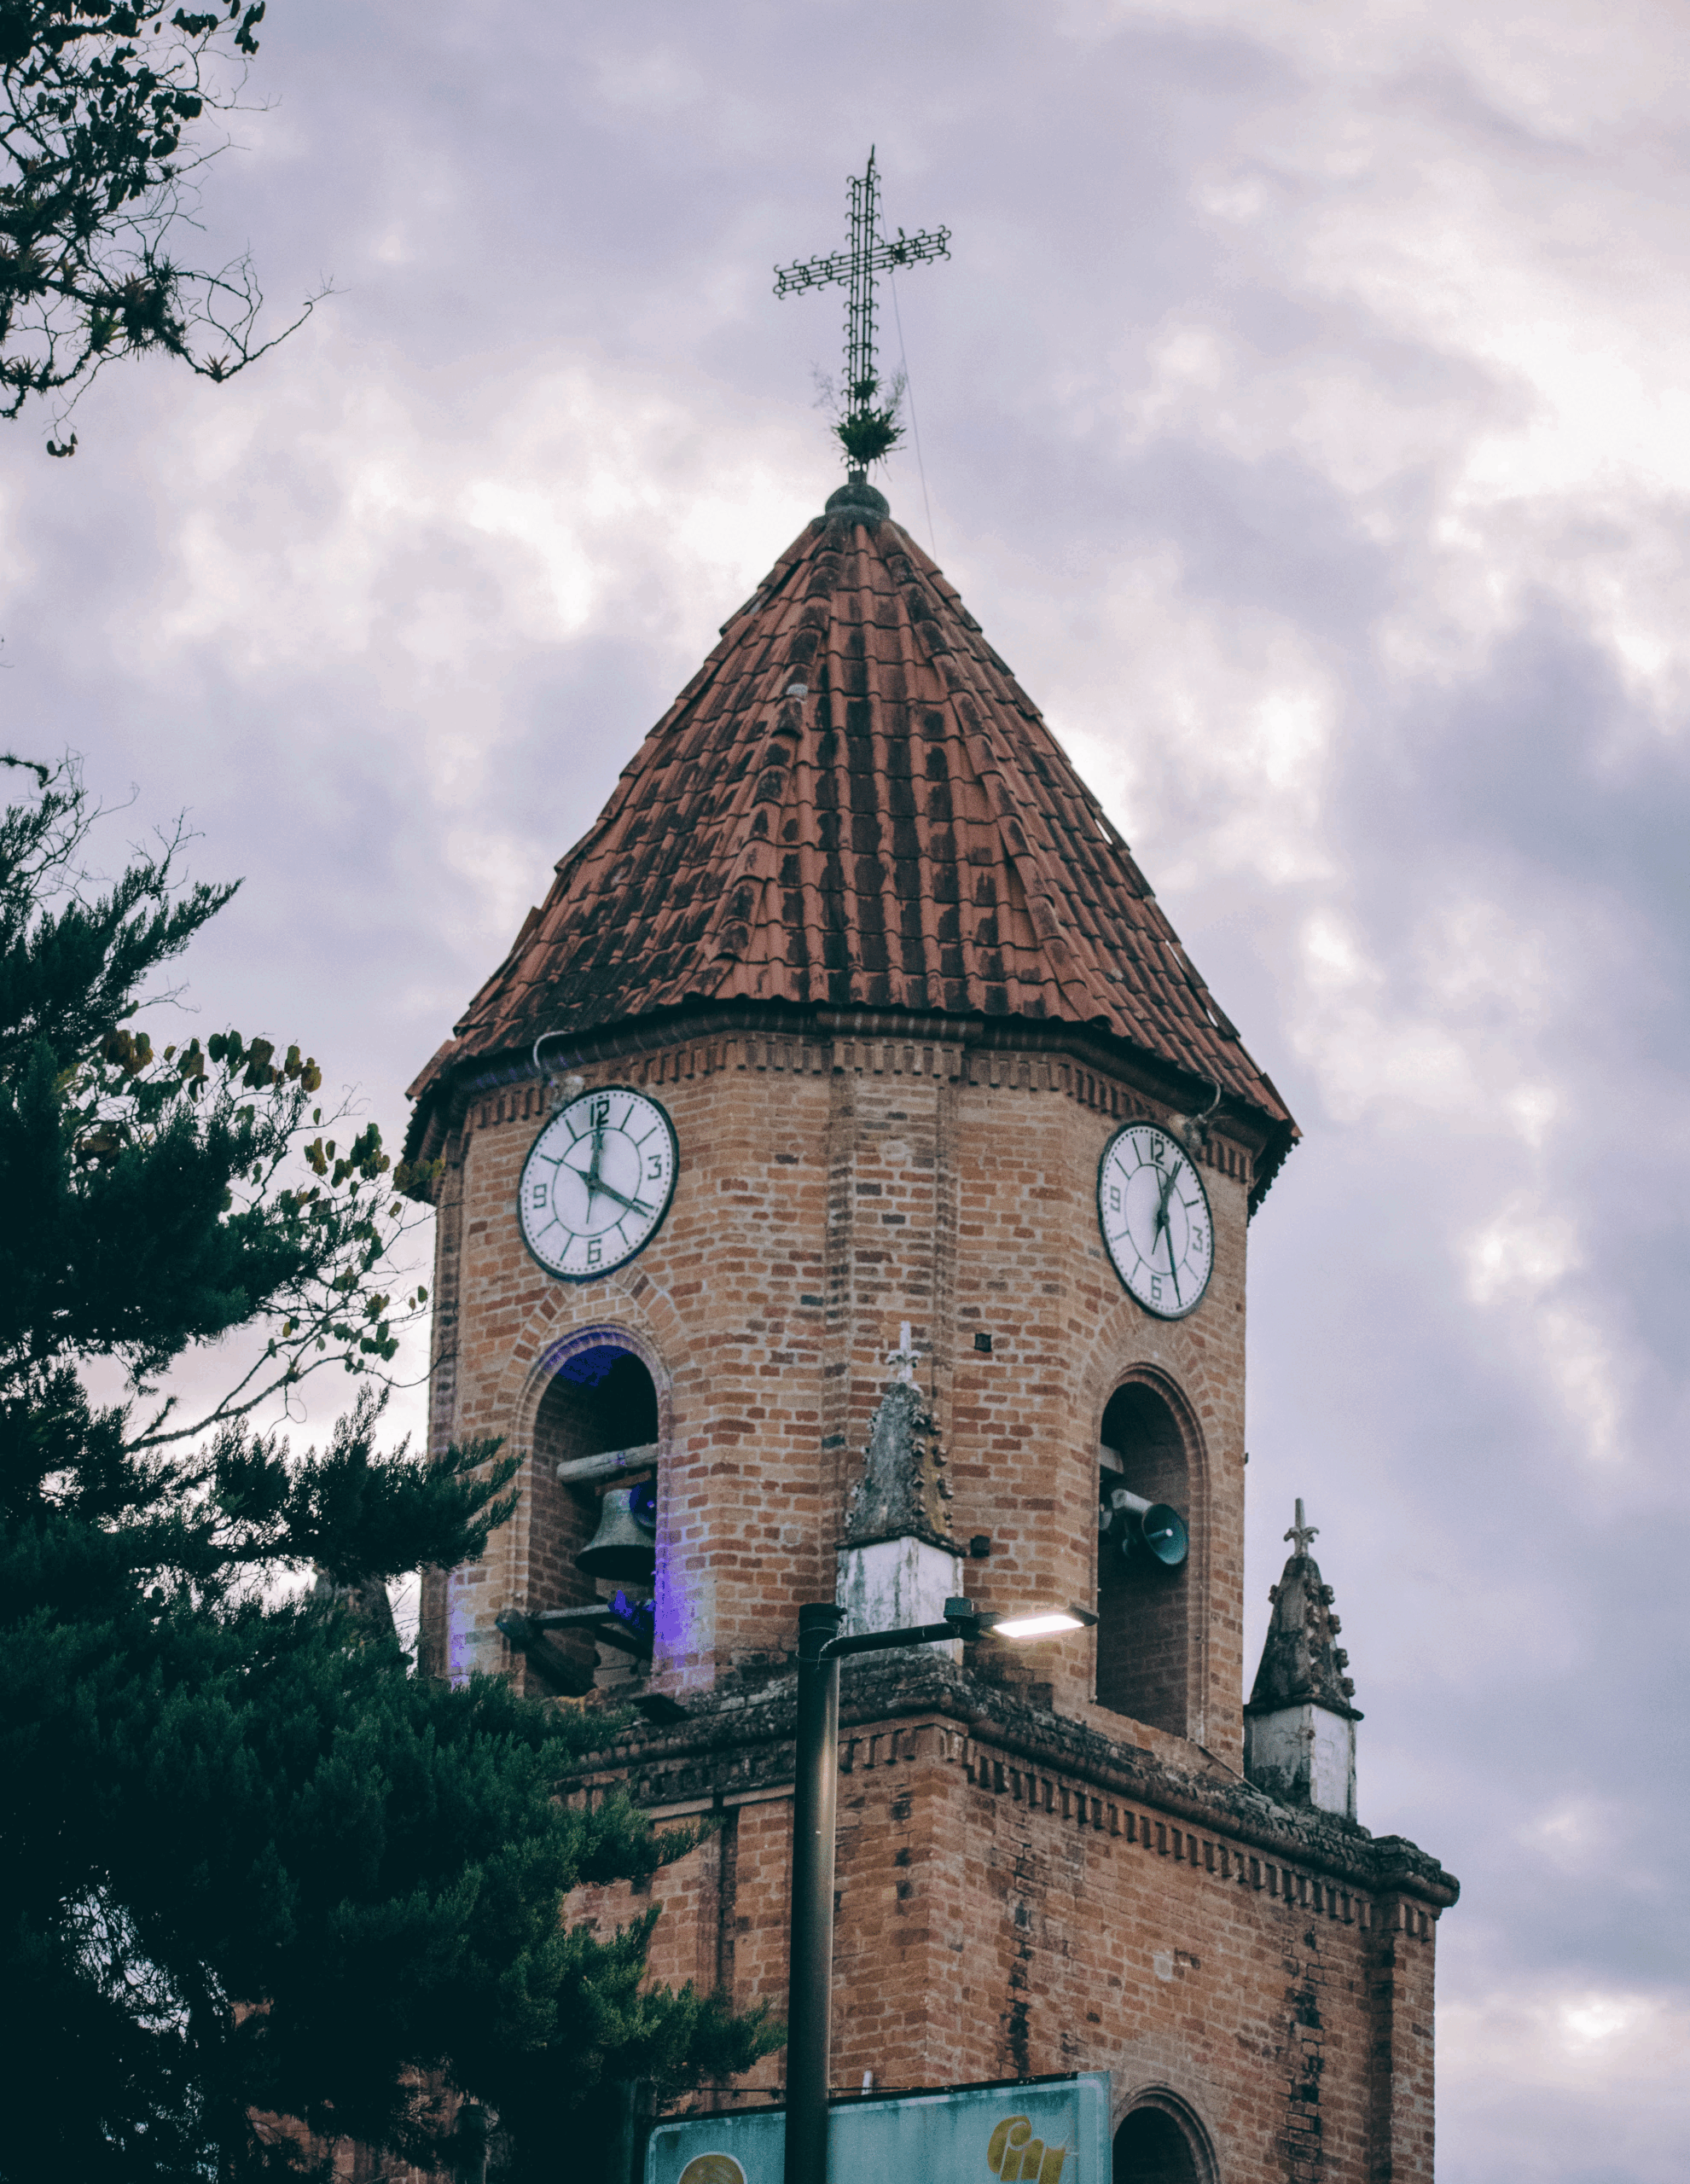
[
  {"x1": 1285, "y1": 1498, "x2": 1319, "y2": 1554},
  {"x1": 774, "y1": 147, "x2": 950, "y2": 469}
]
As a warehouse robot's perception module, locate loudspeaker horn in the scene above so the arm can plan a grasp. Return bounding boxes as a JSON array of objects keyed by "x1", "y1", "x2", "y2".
[{"x1": 1104, "y1": 1484, "x2": 1189, "y2": 1569}]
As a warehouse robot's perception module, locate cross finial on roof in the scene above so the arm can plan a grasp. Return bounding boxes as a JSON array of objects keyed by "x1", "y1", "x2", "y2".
[
  {"x1": 886, "y1": 1320, "x2": 920, "y2": 1385},
  {"x1": 774, "y1": 148, "x2": 950, "y2": 470},
  {"x1": 1285, "y1": 1498, "x2": 1319, "y2": 1554}
]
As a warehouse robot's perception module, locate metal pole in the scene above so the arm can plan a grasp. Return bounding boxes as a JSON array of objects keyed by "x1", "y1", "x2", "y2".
[
  {"x1": 782, "y1": 1599, "x2": 982, "y2": 2184},
  {"x1": 785, "y1": 1601, "x2": 845, "y2": 2184}
]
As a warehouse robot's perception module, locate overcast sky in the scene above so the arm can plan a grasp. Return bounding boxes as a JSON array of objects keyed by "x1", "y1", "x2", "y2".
[{"x1": 6, "y1": 4, "x2": 1687, "y2": 2178}]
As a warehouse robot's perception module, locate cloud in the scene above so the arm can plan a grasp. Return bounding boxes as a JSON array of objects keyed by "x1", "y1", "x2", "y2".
[
  {"x1": 1439, "y1": 1980, "x2": 1690, "y2": 2184},
  {"x1": 3, "y1": 3, "x2": 1687, "y2": 2175}
]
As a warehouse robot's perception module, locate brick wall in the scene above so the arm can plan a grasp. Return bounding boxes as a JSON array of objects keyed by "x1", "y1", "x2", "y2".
[
  {"x1": 415, "y1": 1009, "x2": 1451, "y2": 2177},
  {"x1": 565, "y1": 1710, "x2": 1444, "y2": 2180},
  {"x1": 420, "y1": 1019, "x2": 1257, "y2": 1761}
]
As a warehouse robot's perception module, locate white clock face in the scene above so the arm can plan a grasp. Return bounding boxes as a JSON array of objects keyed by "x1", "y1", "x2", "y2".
[
  {"x1": 1097, "y1": 1123, "x2": 1214, "y2": 1320},
  {"x1": 518, "y1": 1085, "x2": 678, "y2": 1281}
]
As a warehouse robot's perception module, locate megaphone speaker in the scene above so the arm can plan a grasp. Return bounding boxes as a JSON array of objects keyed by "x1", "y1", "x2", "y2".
[{"x1": 1105, "y1": 1485, "x2": 1189, "y2": 1570}]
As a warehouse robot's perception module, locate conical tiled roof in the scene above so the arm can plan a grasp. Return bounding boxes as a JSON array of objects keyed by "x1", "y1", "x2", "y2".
[{"x1": 409, "y1": 480, "x2": 1296, "y2": 1183}]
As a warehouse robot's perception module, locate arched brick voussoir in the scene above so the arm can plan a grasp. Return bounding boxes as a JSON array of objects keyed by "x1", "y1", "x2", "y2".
[
  {"x1": 471, "y1": 1275, "x2": 687, "y2": 1669},
  {"x1": 1071, "y1": 1297, "x2": 1217, "y2": 1496},
  {"x1": 1110, "y1": 2078, "x2": 1223, "y2": 2184},
  {"x1": 1069, "y1": 1296, "x2": 1219, "y2": 1744},
  {"x1": 491, "y1": 1270, "x2": 689, "y2": 1457}
]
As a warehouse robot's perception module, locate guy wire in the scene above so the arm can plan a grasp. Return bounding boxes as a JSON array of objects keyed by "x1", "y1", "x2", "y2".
[{"x1": 885, "y1": 247, "x2": 938, "y2": 561}]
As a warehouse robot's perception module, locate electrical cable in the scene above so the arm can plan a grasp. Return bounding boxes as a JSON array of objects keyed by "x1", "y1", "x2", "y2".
[{"x1": 885, "y1": 251, "x2": 938, "y2": 561}]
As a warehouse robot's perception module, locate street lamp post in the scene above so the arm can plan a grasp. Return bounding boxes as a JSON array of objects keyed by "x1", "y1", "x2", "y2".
[{"x1": 783, "y1": 1594, "x2": 1095, "y2": 2184}]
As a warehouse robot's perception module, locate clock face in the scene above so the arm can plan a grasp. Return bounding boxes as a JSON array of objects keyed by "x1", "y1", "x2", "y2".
[
  {"x1": 1097, "y1": 1123, "x2": 1214, "y2": 1320},
  {"x1": 518, "y1": 1085, "x2": 678, "y2": 1282}
]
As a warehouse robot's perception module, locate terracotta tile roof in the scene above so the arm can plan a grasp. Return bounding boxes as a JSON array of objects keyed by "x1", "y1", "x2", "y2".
[{"x1": 409, "y1": 485, "x2": 1296, "y2": 1176}]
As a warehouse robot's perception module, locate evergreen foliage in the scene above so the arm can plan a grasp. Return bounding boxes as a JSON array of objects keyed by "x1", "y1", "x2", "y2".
[
  {"x1": 0, "y1": 764, "x2": 776, "y2": 2181},
  {"x1": 0, "y1": 0, "x2": 320, "y2": 446}
]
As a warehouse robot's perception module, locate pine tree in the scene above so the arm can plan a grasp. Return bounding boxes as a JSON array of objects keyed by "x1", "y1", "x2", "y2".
[{"x1": 0, "y1": 761, "x2": 775, "y2": 2181}]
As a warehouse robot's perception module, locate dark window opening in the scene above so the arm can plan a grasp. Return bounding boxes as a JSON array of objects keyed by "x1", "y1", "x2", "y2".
[
  {"x1": 1113, "y1": 2105, "x2": 1203, "y2": 2184},
  {"x1": 527, "y1": 1344, "x2": 661, "y2": 1695},
  {"x1": 1095, "y1": 1381, "x2": 1191, "y2": 1734},
  {"x1": 549, "y1": 1342, "x2": 659, "y2": 1449}
]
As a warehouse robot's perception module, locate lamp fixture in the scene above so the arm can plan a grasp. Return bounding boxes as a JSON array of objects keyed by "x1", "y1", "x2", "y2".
[
  {"x1": 990, "y1": 1606, "x2": 1099, "y2": 1641},
  {"x1": 941, "y1": 1597, "x2": 1099, "y2": 1643}
]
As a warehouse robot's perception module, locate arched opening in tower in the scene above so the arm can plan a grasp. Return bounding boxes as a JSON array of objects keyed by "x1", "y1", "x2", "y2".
[
  {"x1": 1095, "y1": 1381, "x2": 1192, "y2": 1734},
  {"x1": 527, "y1": 1342, "x2": 661, "y2": 1693},
  {"x1": 1112, "y1": 2103, "x2": 1205, "y2": 2183}
]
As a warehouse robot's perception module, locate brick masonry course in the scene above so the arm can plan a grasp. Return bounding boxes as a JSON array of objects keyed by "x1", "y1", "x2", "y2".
[
  {"x1": 416, "y1": 1014, "x2": 1455, "y2": 2181},
  {"x1": 566, "y1": 1654, "x2": 1449, "y2": 2183}
]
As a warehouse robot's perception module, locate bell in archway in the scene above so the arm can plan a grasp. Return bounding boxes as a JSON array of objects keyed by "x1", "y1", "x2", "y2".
[{"x1": 576, "y1": 1481, "x2": 657, "y2": 1583}]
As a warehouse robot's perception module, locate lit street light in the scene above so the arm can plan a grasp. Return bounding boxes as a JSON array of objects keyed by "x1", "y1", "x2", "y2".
[{"x1": 784, "y1": 1595, "x2": 1098, "y2": 2184}]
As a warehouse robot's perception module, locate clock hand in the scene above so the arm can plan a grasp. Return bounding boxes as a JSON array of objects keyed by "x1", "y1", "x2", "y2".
[
  {"x1": 1152, "y1": 1161, "x2": 1184, "y2": 1302},
  {"x1": 591, "y1": 1178, "x2": 653, "y2": 1219},
  {"x1": 581, "y1": 1123, "x2": 606, "y2": 1212},
  {"x1": 1151, "y1": 1160, "x2": 1178, "y2": 1250}
]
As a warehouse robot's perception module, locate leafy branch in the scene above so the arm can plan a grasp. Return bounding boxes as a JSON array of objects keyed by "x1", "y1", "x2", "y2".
[
  {"x1": 0, "y1": 758, "x2": 437, "y2": 1456},
  {"x1": 0, "y1": 0, "x2": 323, "y2": 441},
  {"x1": 64, "y1": 1020, "x2": 441, "y2": 1449}
]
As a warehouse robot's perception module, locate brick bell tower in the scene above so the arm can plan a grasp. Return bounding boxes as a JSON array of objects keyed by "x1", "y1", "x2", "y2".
[{"x1": 407, "y1": 471, "x2": 1457, "y2": 2181}]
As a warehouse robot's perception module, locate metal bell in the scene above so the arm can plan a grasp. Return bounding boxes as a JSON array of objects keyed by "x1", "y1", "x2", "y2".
[{"x1": 575, "y1": 1481, "x2": 657, "y2": 1583}]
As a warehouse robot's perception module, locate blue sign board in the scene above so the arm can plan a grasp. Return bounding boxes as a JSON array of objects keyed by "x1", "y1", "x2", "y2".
[{"x1": 645, "y1": 2072, "x2": 1111, "y2": 2184}]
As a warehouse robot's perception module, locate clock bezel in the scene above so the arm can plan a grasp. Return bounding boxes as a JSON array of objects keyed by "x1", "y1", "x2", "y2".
[
  {"x1": 517, "y1": 1083, "x2": 680, "y2": 1285},
  {"x1": 1095, "y1": 1121, "x2": 1215, "y2": 1321}
]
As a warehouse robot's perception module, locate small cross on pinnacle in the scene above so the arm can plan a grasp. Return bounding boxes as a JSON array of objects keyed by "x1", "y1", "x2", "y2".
[
  {"x1": 1285, "y1": 1498, "x2": 1319, "y2": 1554},
  {"x1": 775, "y1": 148, "x2": 950, "y2": 470},
  {"x1": 886, "y1": 1321, "x2": 920, "y2": 1385}
]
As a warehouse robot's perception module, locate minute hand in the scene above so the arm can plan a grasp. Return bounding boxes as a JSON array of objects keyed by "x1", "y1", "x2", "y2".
[
  {"x1": 1151, "y1": 1162, "x2": 1179, "y2": 1243},
  {"x1": 582, "y1": 1123, "x2": 605, "y2": 1211},
  {"x1": 593, "y1": 1178, "x2": 653, "y2": 1218},
  {"x1": 1152, "y1": 1165, "x2": 1183, "y2": 1301}
]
